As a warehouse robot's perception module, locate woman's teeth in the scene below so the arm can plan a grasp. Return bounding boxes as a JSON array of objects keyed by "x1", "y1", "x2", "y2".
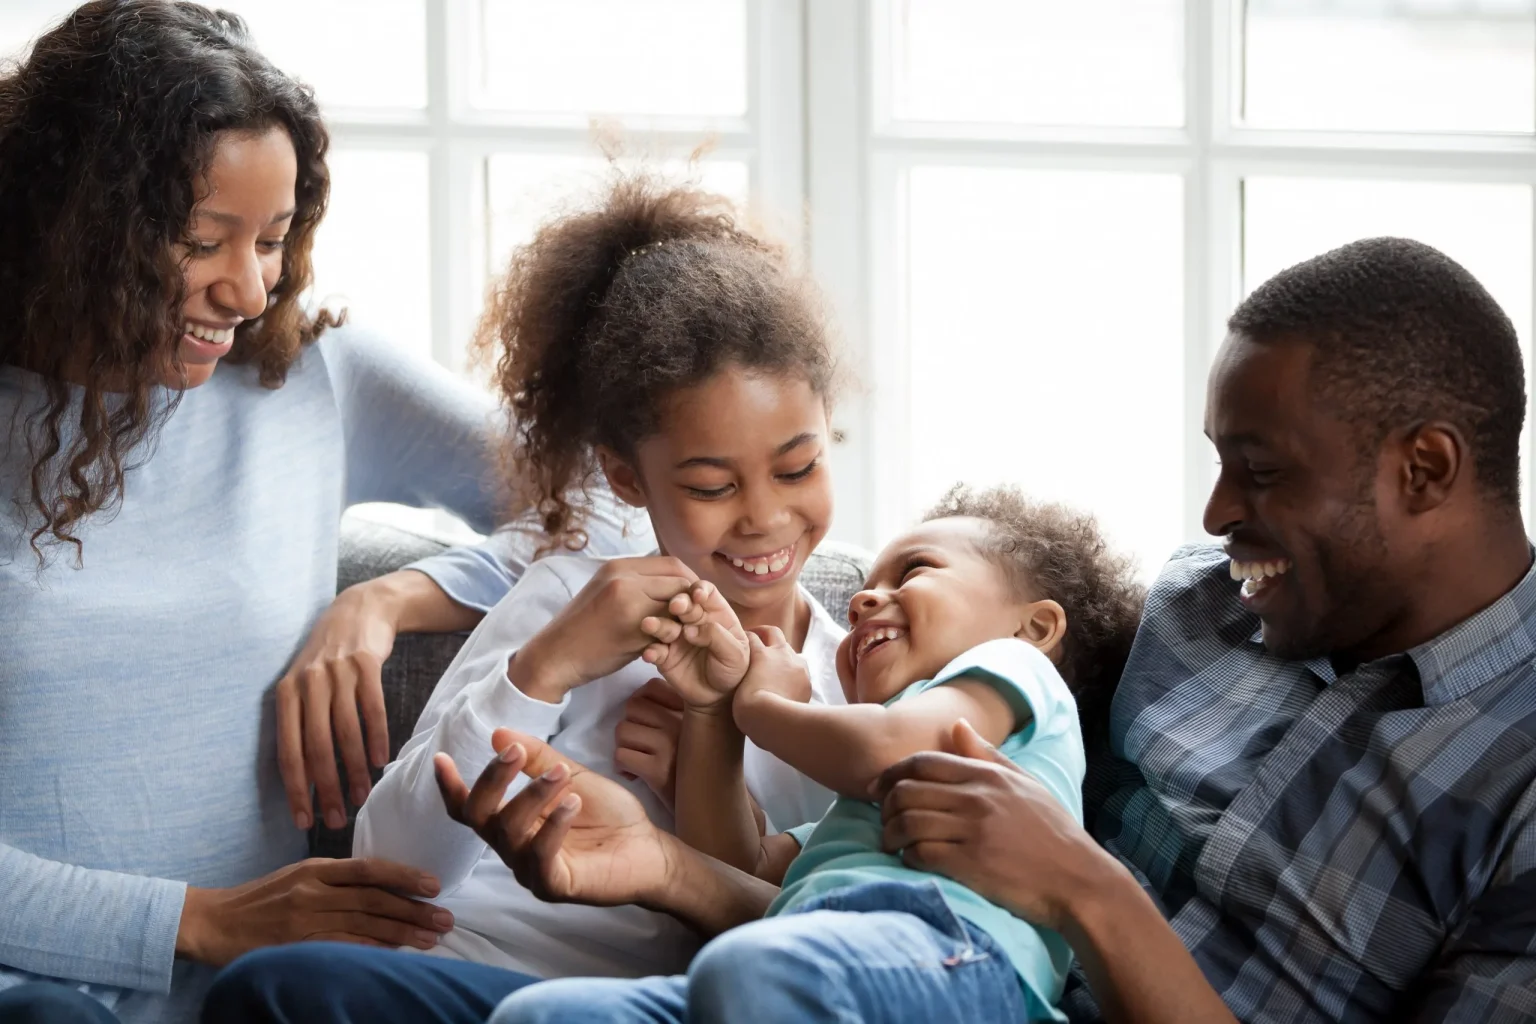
[
  {"x1": 185, "y1": 323, "x2": 234, "y2": 345},
  {"x1": 1230, "y1": 557, "x2": 1292, "y2": 597},
  {"x1": 728, "y1": 548, "x2": 792, "y2": 576}
]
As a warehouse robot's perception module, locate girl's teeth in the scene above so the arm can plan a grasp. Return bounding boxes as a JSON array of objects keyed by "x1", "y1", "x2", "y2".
[{"x1": 727, "y1": 548, "x2": 793, "y2": 576}]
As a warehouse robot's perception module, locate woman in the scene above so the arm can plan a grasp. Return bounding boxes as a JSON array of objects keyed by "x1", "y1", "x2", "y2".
[{"x1": 0, "y1": 3, "x2": 642, "y2": 1022}]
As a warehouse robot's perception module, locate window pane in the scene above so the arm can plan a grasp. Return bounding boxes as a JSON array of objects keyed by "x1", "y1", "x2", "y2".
[
  {"x1": 477, "y1": 0, "x2": 747, "y2": 116},
  {"x1": 1242, "y1": 0, "x2": 1536, "y2": 133},
  {"x1": 485, "y1": 155, "x2": 750, "y2": 277},
  {"x1": 900, "y1": 167, "x2": 1185, "y2": 578},
  {"x1": 311, "y1": 150, "x2": 432, "y2": 359},
  {"x1": 239, "y1": 0, "x2": 427, "y2": 111},
  {"x1": 0, "y1": 1, "x2": 74, "y2": 61},
  {"x1": 886, "y1": 0, "x2": 1184, "y2": 128},
  {"x1": 0, "y1": 1, "x2": 428, "y2": 110}
]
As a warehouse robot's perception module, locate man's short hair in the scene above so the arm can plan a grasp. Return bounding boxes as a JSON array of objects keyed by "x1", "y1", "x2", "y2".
[{"x1": 1228, "y1": 237, "x2": 1525, "y2": 509}]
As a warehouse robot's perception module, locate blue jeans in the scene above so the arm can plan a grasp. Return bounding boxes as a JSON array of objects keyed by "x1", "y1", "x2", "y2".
[
  {"x1": 0, "y1": 983, "x2": 119, "y2": 1024},
  {"x1": 201, "y1": 942, "x2": 540, "y2": 1024},
  {"x1": 490, "y1": 879, "x2": 1030, "y2": 1024}
]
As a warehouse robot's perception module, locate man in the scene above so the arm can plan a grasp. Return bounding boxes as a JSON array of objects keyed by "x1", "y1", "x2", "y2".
[{"x1": 211, "y1": 238, "x2": 1536, "y2": 1023}]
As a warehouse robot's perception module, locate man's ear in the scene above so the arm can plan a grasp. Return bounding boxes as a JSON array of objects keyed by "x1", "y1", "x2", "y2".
[
  {"x1": 1399, "y1": 422, "x2": 1464, "y2": 515},
  {"x1": 1015, "y1": 599, "x2": 1067, "y2": 661},
  {"x1": 597, "y1": 446, "x2": 647, "y2": 509}
]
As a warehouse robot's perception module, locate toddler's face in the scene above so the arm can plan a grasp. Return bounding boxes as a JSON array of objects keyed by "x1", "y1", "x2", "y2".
[{"x1": 835, "y1": 517, "x2": 1034, "y2": 704}]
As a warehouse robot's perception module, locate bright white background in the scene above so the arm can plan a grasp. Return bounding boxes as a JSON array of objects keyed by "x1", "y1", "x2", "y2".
[{"x1": 3, "y1": 0, "x2": 1534, "y2": 577}]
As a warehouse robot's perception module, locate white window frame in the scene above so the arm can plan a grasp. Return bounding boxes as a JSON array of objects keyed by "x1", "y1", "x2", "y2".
[
  {"x1": 809, "y1": 0, "x2": 1536, "y2": 551},
  {"x1": 320, "y1": 0, "x2": 806, "y2": 375}
]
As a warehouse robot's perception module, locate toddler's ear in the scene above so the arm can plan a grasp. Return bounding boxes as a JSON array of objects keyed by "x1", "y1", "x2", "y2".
[{"x1": 1015, "y1": 599, "x2": 1067, "y2": 661}]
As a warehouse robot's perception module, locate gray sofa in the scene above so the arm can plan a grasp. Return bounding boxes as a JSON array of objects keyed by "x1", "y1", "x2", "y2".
[{"x1": 311, "y1": 518, "x2": 871, "y2": 857}]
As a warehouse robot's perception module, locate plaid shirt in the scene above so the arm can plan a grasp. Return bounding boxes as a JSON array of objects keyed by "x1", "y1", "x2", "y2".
[{"x1": 1067, "y1": 544, "x2": 1536, "y2": 1023}]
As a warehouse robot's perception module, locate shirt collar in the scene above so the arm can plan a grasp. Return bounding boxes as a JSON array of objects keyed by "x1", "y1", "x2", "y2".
[{"x1": 1248, "y1": 548, "x2": 1536, "y2": 703}]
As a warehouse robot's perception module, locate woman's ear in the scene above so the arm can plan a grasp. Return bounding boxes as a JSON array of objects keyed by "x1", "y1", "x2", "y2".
[
  {"x1": 597, "y1": 447, "x2": 647, "y2": 509},
  {"x1": 1015, "y1": 599, "x2": 1067, "y2": 661}
]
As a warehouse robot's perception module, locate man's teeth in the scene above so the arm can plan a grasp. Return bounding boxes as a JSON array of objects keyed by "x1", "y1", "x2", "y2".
[
  {"x1": 1229, "y1": 558, "x2": 1292, "y2": 598},
  {"x1": 185, "y1": 323, "x2": 234, "y2": 345},
  {"x1": 729, "y1": 549, "x2": 792, "y2": 576}
]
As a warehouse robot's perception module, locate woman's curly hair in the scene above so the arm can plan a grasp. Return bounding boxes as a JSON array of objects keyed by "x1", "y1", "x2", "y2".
[
  {"x1": 475, "y1": 167, "x2": 840, "y2": 551},
  {"x1": 0, "y1": 0, "x2": 336, "y2": 563},
  {"x1": 926, "y1": 484, "x2": 1147, "y2": 738}
]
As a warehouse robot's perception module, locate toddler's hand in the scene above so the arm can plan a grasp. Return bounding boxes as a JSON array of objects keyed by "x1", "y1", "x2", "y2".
[
  {"x1": 639, "y1": 581, "x2": 750, "y2": 712},
  {"x1": 735, "y1": 626, "x2": 814, "y2": 710}
]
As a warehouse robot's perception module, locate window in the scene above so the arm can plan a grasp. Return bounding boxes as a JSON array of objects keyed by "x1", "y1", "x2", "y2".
[{"x1": 5, "y1": 2, "x2": 1534, "y2": 573}]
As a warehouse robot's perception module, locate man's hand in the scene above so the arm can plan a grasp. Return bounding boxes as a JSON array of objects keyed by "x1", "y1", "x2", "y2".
[
  {"x1": 615, "y1": 678, "x2": 685, "y2": 810},
  {"x1": 639, "y1": 582, "x2": 750, "y2": 712},
  {"x1": 874, "y1": 720, "x2": 1238, "y2": 1024},
  {"x1": 434, "y1": 728, "x2": 676, "y2": 908}
]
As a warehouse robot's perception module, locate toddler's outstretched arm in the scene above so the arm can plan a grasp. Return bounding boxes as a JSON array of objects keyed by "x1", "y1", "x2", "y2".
[{"x1": 733, "y1": 630, "x2": 1019, "y2": 800}]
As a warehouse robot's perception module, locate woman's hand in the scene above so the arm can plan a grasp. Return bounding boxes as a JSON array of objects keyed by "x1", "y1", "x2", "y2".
[
  {"x1": 509, "y1": 556, "x2": 700, "y2": 704},
  {"x1": 276, "y1": 570, "x2": 481, "y2": 830},
  {"x1": 638, "y1": 581, "x2": 750, "y2": 712},
  {"x1": 434, "y1": 728, "x2": 676, "y2": 908},
  {"x1": 176, "y1": 858, "x2": 452, "y2": 966},
  {"x1": 614, "y1": 678, "x2": 686, "y2": 810}
]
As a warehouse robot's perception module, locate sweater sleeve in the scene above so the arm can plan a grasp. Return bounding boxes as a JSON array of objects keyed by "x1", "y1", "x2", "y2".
[
  {"x1": 351, "y1": 559, "x2": 581, "y2": 892},
  {"x1": 320, "y1": 326, "x2": 501, "y2": 533},
  {"x1": 0, "y1": 843, "x2": 186, "y2": 993}
]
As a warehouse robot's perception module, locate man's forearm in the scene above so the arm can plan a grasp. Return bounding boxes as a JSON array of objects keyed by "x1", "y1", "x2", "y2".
[
  {"x1": 643, "y1": 834, "x2": 779, "y2": 937},
  {"x1": 1058, "y1": 855, "x2": 1237, "y2": 1024}
]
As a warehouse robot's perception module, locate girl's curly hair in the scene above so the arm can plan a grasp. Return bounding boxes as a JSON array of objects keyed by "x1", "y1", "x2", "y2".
[
  {"x1": 475, "y1": 167, "x2": 840, "y2": 551},
  {"x1": 0, "y1": 0, "x2": 336, "y2": 563},
  {"x1": 926, "y1": 484, "x2": 1147, "y2": 738}
]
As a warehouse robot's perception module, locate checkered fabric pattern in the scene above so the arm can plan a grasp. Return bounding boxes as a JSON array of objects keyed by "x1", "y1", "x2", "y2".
[{"x1": 1067, "y1": 544, "x2": 1536, "y2": 1023}]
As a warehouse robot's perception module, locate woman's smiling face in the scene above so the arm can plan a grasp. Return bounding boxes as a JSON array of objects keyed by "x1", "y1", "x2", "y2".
[{"x1": 601, "y1": 365, "x2": 834, "y2": 620}]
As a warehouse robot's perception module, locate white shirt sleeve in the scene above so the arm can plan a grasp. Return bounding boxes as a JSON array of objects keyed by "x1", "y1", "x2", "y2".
[{"x1": 352, "y1": 559, "x2": 581, "y2": 893}]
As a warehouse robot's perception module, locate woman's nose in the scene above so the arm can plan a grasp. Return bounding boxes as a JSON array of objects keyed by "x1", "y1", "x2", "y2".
[{"x1": 208, "y1": 247, "x2": 272, "y2": 321}]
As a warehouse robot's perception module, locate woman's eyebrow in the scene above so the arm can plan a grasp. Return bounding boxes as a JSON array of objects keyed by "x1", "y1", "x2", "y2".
[{"x1": 776, "y1": 432, "x2": 818, "y2": 456}]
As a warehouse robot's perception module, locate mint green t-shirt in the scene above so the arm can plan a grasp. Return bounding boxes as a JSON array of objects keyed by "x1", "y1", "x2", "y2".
[{"x1": 768, "y1": 638, "x2": 1086, "y2": 1021}]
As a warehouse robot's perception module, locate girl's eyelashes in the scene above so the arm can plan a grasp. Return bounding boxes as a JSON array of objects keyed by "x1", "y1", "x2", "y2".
[
  {"x1": 683, "y1": 484, "x2": 732, "y2": 500},
  {"x1": 778, "y1": 457, "x2": 820, "y2": 482}
]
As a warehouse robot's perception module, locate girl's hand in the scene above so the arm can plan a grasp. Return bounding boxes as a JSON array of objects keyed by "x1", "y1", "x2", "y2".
[
  {"x1": 637, "y1": 582, "x2": 750, "y2": 712},
  {"x1": 614, "y1": 678, "x2": 685, "y2": 810},
  {"x1": 734, "y1": 626, "x2": 814, "y2": 712},
  {"x1": 434, "y1": 729, "x2": 677, "y2": 909},
  {"x1": 510, "y1": 556, "x2": 700, "y2": 703}
]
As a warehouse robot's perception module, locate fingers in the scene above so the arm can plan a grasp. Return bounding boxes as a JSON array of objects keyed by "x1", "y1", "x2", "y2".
[
  {"x1": 433, "y1": 753, "x2": 472, "y2": 826},
  {"x1": 631, "y1": 677, "x2": 685, "y2": 713},
  {"x1": 301, "y1": 668, "x2": 347, "y2": 830},
  {"x1": 330, "y1": 662, "x2": 372, "y2": 808},
  {"x1": 489, "y1": 762, "x2": 576, "y2": 853},
  {"x1": 322, "y1": 911, "x2": 446, "y2": 952},
  {"x1": 623, "y1": 691, "x2": 684, "y2": 732},
  {"x1": 667, "y1": 589, "x2": 709, "y2": 627},
  {"x1": 313, "y1": 856, "x2": 442, "y2": 899},
  {"x1": 615, "y1": 720, "x2": 672, "y2": 757},
  {"x1": 275, "y1": 674, "x2": 312, "y2": 830},
  {"x1": 616, "y1": 555, "x2": 700, "y2": 584},
  {"x1": 640, "y1": 615, "x2": 684, "y2": 645},
  {"x1": 519, "y1": 793, "x2": 582, "y2": 898},
  {"x1": 342, "y1": 884, "x2": 453, "y2": 932},
  {"x1": 747, "y1": 625, "x2": 789, "y2": 648},
  {"x1": 356, "y1": 659, "x2": 390, "y2": 770},
  {"x1": 491, "y1": 728, "x2": 575, "y2": 779},
  {"x1": 946, "y1": 718, "x2": 1017, "y2": 769},
  {"x1": 694, "y1": 620, "x2": 749, "y2": 673},
  {"x1": 460, "y1": 741, "x2": 532, "y2": 828},
  {"x1": 613, "y1": 745, "x2": 662, "y2": 782},
  {"x1": 882, "y1": 808, "x2": 971, "y2": 852},
  {"x1": 870, "y1": 750, "x2": 997, "y2": 800}
]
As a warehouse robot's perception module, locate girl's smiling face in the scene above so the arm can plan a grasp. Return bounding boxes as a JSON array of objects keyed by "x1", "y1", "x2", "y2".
[{"x1": 601, "y1": 365, "x2": 834, "y2": 623}]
